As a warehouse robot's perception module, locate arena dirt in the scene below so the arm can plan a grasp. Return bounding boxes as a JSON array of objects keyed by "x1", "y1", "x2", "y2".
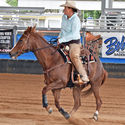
[{"x1": 0, "y1": 73, "x2": 125, "y2": 125}]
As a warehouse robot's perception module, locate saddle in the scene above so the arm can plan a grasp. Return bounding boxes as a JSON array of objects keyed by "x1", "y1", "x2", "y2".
[
  {"x1": 49, "y1": 33, "x2": 101, "y2": 86},
  {"x1": 58, "y1": 46, "x2": 96, "y2": 87},
  {"x1": 58, "y1": 46, "x2": 96, "y2": 65}
]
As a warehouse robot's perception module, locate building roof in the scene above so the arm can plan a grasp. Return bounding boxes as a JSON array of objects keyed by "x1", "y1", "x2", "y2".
[
  {"x1": 18, "y1": 0, "x2": 125, "y2": 10},
  {"x1": 18, "y1": 0, "x2": 101, "y2": 10}
]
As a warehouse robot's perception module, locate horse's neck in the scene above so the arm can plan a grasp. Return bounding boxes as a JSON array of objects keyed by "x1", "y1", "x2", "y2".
[{"x1": 32, "y1": 34, "x2": 63, "y2": 70}]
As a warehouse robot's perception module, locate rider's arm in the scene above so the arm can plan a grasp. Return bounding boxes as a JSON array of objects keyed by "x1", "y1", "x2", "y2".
[{"x1": 59, "y1": 16, "x2": 81, "y2": 43}]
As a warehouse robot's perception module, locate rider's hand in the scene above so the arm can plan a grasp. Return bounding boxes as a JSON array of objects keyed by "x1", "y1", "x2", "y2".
[{"x1": 57, "y1": 39, "x2": 60, "y2": 46}]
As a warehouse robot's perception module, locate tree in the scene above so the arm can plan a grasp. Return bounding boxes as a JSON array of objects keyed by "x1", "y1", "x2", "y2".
[
  {"x1": 84, "y1": 10, "x2": 101, "y2": 19},
  {"x1": 6, "y1": 0, "x2": 18, "y2": 7}
]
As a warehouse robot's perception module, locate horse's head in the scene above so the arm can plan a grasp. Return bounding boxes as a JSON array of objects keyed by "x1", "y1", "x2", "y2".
[{"x1": 9, "y1": 26, "x2": 36, "y2": 59}]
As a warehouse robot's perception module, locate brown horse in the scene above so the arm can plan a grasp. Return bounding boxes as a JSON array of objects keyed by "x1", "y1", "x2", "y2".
[{"x1": 9, "y1": 26, "x2": 108, "y2": 121}]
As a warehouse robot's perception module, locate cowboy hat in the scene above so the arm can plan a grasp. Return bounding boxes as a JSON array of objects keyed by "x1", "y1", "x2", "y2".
[{"x1": 60, "y1": 0, "x2": 79, "y2": 10}]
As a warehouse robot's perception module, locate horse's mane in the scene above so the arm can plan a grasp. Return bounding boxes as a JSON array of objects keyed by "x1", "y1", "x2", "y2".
[
  {"x1": 24, "y1": 26, "x2": 61, "y2": 58},
  {"x1": 24, "y1": 26, "x2": 50, "y2": 45}
]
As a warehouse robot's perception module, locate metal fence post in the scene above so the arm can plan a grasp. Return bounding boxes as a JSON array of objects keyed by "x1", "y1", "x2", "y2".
[
  {"x1": 82, "y1": 27, "x2": 86, "y2": 48},
  {"x1": 13, "y1": 26, "x2": 17, "y2": 46}
]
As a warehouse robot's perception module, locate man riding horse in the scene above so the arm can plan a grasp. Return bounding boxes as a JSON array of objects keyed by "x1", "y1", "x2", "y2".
[
  {"x1": 58, "y1": 0, "x2": 89, "y2": 84},
  {"x1": 9, "y1": 0, "x2": 107, "y2": 120}
]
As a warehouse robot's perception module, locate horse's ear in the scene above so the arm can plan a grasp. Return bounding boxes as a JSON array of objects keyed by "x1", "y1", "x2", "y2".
[
  {"x1": 25, "y1": 26, "x2": 32, "y2": 34},
  {"x1": 32, "y1": 24, "x2": 37, "y2": 32},
  {"x1": 26, "y1": 26, "x2": 30, "y2": 30},
  {"x1": 28, "y1": 27, "x2": 32, "y2": 32}
]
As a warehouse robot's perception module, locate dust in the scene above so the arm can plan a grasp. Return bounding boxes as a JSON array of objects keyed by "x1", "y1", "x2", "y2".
[
  {"x1": 67, "y1": 117, "x2": 88, "y2": 125},
  {"x1": 67, "y1": 116, "x2": 95, "y2": 125}
]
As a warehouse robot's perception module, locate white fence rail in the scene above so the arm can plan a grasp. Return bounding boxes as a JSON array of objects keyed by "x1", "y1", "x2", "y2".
[{"x1": 1, "y1": 7, "x2": 125, "y2": 30}]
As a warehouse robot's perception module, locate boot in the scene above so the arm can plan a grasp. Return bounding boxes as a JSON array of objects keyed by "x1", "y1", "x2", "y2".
[{"x1": 77, "y1": 74, "x2": 89, "y2": 85}]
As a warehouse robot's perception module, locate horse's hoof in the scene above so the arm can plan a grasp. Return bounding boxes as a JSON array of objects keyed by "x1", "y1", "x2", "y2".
[
  {"x1": 59, "y1": 108, "x2": 70, "y2": 119},
  {"x1": 64, "y1": 112, "x2": 70, "y2": 119},
  {"x1": 93, "y1": 113, "x2": 98, "y2": 121},
  {"x1": 48, "y1": 108, "x2": 53, "y2": 114},
  {"x1": 46, "y1": 107, "x2": 53, "y2": 114}
]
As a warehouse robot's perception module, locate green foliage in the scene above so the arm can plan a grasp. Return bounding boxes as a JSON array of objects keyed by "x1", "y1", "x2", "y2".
[
  {"x1": 93, "y1": 10, "x2": 101, "y2": 19},
  {"x1": 6, "y1": 0, "x2": 18, "y2": 7},
  {"x1": 84, "y1": 10, "x2": 101, "y2": 19}
]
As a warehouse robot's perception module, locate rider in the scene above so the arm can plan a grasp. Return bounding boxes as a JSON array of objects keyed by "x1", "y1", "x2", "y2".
[{"x1": 58, "y1": 0, "x2": 89, "y2": 84}]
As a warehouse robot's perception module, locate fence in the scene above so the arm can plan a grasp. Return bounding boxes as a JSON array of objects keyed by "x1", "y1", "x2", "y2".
[
  {"x1": 82, "y1": 8, "x2": 125, "y2": 30},
  {"x1": 0, "y1": 27, "x2": 125, "y2": 78},
  {"x1": 0, "y1": 25, "x2": 125, "y2": 61},
  {"x1": 1, "y1": 7, "x2": 125, "y2": 30},
  {"x1": 0, "y1": 7, "x2": 125, "y2": 77}
]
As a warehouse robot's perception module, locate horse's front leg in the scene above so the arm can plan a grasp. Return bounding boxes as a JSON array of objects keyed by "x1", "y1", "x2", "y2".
[
  {"x1": 52, "y1": 89, "x2": 70, "y2": 119},
  {"x1": 70, "y1": 86, "x2": 81, "y2": 116},
  {"x1": 42, "y1": 80, "x2": 64, "y2": 114}
]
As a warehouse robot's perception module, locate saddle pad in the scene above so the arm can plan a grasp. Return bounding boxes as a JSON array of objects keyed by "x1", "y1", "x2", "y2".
[
  {"x1": 58, "y1": 49, "x2": 96, "y2": 64},
  {"x1": 58, "y1": 49, "x2": 70, "y2": 63}
]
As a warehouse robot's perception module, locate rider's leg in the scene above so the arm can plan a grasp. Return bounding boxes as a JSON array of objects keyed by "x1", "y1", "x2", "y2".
[{"x1": 69, "y1": 43, "x2": 89, "y2": 83}]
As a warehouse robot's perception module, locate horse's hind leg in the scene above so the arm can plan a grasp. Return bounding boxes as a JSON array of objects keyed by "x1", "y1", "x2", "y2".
[
  {"x1": 70, "y1": 87, "x2": 81, "y2": 116},
  {"x1": 92, "y1": 84, "x2": 102, "y2": 121},
  {"x1": 52, "y1": 89, "x2": 70, "y2": 119}
]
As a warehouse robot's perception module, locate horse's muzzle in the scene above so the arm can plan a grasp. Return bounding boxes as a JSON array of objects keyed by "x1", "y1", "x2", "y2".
[{"x1": 9, "y1": 52, "x2": 17, "y2": 59}]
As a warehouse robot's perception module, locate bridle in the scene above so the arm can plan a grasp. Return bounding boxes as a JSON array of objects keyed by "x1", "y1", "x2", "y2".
[
  {"x1": 10, "y1": 33, "x2": 54, "y2": 58},
  {"x1": 20, "y1": 33, "x2": 56, "y2": 54},
  {"x1": 21, "y1": 34, "x2": 66, "y2": 75}
]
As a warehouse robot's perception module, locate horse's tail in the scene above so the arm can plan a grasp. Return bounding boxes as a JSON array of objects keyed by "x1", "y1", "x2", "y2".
[
  {"x1": 81, "y1": 69, "x2": 108, "y2": 97},
  {"x1": 81, "y1": 87, "x2": 93, "y2": 97},
  {"x1": 81, "y1": 82, "x2": 93, "y2": 97}
]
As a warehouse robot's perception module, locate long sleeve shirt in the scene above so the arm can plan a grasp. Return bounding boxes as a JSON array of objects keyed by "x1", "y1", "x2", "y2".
[{"x1": 58, "y1": 13, "x2": 81, "y2": 43}]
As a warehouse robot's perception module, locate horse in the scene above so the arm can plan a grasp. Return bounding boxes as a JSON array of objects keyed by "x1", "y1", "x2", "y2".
[{"x1": 9, "y1": 26, "x2": 108, "y2": 121}]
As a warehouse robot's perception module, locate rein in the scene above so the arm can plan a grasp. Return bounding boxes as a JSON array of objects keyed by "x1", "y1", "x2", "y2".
[
  {"x1": 22, "y1": 33, "x2": 65, "y2": 75},
  {"x1": 33, "y1": 44, "x2": 55, "y2": 52},
  {"x1": 23, "y1": 33, "x2": 57, "y2": 52},
  {"x1": 33, "y1": 37, "x2": 58, "y2": 54}
]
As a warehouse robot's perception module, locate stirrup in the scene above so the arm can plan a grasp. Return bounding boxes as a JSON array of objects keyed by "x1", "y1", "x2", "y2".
[
  {"x1": 77, "y1": 74, "x2": 89, "y2": 85},
  {"x1": 77, "y1": 74, "x2": 85, "y2": 85}
]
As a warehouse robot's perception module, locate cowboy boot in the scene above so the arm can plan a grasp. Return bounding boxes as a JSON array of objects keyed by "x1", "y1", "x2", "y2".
[{"x1": 78, "y1": 74, "x2": 89, "y2": 85}]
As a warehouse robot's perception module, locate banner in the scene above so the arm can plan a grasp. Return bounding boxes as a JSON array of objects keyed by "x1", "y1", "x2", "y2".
[
  {"x1": 93, "y1": 32, "x2": 125, "y2": 59},
  {"x1": 0, "y1": 29, "x2": 13, "y2": 53}
]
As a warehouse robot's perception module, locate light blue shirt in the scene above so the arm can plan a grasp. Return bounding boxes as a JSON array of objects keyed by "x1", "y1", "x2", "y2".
[{"x1": 58, "y1": 13, "x2": 81, "y2": 43}]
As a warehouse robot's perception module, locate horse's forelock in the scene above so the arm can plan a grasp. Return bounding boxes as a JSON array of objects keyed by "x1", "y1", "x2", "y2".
[{"x1": 23, "y1": 27, "x2": 32, "y2": 35}]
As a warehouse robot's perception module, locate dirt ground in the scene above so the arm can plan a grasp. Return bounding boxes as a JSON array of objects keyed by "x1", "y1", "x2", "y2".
[{"x1": 0, "y1": 73, "x2": 125, "y2": 125}]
